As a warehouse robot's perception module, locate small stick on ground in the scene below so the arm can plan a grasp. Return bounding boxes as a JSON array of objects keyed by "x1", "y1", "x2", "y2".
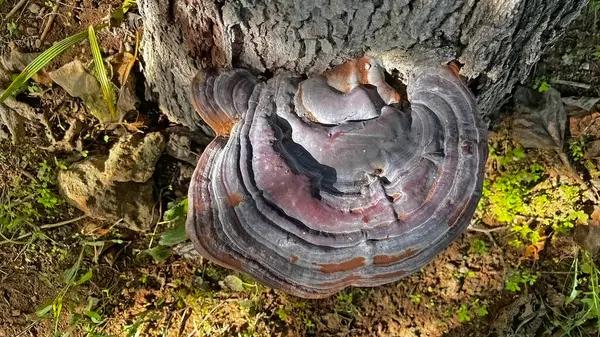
[
  {"x1": 551, "y1": 79, "x2": 592, "y2": 90},
  {"x1": 5, "y1": 0, "x2": 28, "y2": 19},
  {"x1": 468, "y1": 224, "x2": 509, "y2": 233},
  {"x1": 39, "y1": 4, "x2": 60, "y2": 44}
]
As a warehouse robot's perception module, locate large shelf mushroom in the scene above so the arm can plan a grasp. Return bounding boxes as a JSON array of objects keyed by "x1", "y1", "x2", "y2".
[{"x1": 186, "y1": 57, "x2": 488, "y2": 298}]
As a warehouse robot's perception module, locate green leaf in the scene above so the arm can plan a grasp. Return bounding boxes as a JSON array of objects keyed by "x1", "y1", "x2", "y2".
[
  {"x1": 158, "y1": 222, "x2": 188, "y2": 246},
  {"x1": 36, "y1": 303, "x2": 53, "y2": 317},
  {"x1": 122, "y1": 0, "x2": 137, "y2": 12},
  {"x1": 64, "y1": 248, "x2": 85, "y2": 285},
  {"x1": 84, "y1": 310, "x2": 102, "y2": 324},
  {"x1": 53, "y1": 297, "x2": 63, "y2": 319},
  {"x1": 145, "y1": 245, "x2": 171, "y2": 263},
  {"x1": 276, "y1": 307, "x2": 288, "y2": 321},
  {"x1": 88, "y1": 25, "x2": 117, "y2": 121},
  {"x1": 0, "y1": 24, "x2": 107, "y2": 105},
  {"x1": 75, "y1": 269, "x2": 93, "y2": 285},
  {"x1": 163, "y1": 198, "x2": 188, "y2": 222},
  {"x1": 566, "y1": 257, "x2": 579, "y2": 305},
  {"x1": 475, "y1": 306, "x2": 488, "y2": 317},
  {"x1": 125, "y1": 311, "x2": 149, "y2": 337},
  {"x1": 538, "y1": 81, "x2": 550, "y2": 93},
  {"x1": 64, "y1": 261, "x2": 80, "y2": 285}
]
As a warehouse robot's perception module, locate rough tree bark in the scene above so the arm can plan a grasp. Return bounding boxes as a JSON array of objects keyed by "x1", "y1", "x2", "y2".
[{"x1": 138, "y1": 0, "x2": 587, "y2": 131}]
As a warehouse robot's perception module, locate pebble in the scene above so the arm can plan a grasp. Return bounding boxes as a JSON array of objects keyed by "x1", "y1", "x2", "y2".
[
  {"x1": 28, "y1": 3, "x2": 41, "y2": 14},
  {"x1": 26, "y1": 27, "x2": 38, "y2": 36},
  {"x1": 581, "y1": 62, "x2": 591, "y2": 70}
]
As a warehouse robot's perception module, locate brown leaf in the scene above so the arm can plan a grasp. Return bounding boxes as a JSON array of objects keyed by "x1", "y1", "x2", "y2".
[
  {"x1": 512, "y1": 86, "x2": 566, "y2": 150},
  {"x1": 524, "y1": 237, "x2": 547, "y2": 261},
  {"x1": 49, "y1": 60, "x2": 113, "y2": 123}
]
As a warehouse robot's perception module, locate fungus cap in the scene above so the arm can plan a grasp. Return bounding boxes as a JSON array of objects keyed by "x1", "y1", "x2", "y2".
[{"x1": 187, "y1": 57, "x2": 488, "y2": 298}]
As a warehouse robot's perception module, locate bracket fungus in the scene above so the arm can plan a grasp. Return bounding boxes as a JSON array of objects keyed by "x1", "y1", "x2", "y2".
[{"x1": 186, "y1": 57, "x2": 488, "y2": 298}]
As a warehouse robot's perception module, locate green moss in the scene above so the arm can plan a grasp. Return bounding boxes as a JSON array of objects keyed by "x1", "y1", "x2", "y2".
[{"x1": 480, "y1": 143, "x2": 588, "y2": 247}]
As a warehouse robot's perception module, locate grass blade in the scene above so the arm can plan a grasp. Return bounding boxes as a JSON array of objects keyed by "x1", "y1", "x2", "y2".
[
  {"x1": 88, "y1": 25, "x2": 117, "y2": 121},
  {"x1": 0, "y1": 27, "x2": 99, "y2": 105}
]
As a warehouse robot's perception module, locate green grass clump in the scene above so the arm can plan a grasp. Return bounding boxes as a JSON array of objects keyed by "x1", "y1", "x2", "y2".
[{"x1": 554, "y1": 250, "x2": 600, "y2": 335}]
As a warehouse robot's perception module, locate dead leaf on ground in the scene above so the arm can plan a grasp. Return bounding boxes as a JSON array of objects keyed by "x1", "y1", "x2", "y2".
[
  {"x1": 0, "y1": 90, "x2": 54, "y2": 144},
  {"x1": 117, "y1": 75, "x2": 140, "y2": 117},
  {"x1": 589, "y1": 207, "x2": 600, "y2": 227},
  {"x1": 111, "y1": 52, "x2": 135, "y2": 87},
  {"x1": 570, "y1": 112, "x2": 600, "y2": 138},
  {"x1": 49, "y1": 60, "x2": 114, "y2": 123},
  {"x1": 0, "y1": 48, "x2": 52, "y2": 85},
  {"x1": 562, "y1": 96, "x2": 600, "y2": 112},
  {"x1": 524, "y1": 238, "x2": 547, "y2": 261},
  {"x1": 512, "y1": 86, "x2": 566, "y2": 150}
]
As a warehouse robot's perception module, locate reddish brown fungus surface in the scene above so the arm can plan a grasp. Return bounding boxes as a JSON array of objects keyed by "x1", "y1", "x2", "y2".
[{"x1": 186, "y1": 57, "x2": 488, "y2": 298}]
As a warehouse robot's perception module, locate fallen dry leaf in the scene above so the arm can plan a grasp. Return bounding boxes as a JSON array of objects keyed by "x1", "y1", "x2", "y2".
[
  {"x1": 49, "y1": 60, "x2": 113, "y2": 123},
  {"x1": 524, "y1": 236, "x2": 547, "y2": 261}
]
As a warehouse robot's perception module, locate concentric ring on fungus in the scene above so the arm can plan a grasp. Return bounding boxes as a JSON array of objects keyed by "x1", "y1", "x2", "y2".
[{"x1": 186, "y1": 57, "x2": 488, "y2": 298}]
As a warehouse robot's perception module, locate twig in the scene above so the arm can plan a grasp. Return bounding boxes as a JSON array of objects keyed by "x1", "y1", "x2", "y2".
[
  {"x1": 468, "y1": 224, "x2": 509, "y2": 233},
  {"x1": 40, "y1": 214, "x2": 88, "y2": 229},
  {"x1": 5, "y1": 0, "x2": 28, "y2": 19},
  {"x1": 178, "y1": 308, "x2": 191, "y2": 337},
  {"x1": 551, "y1": 79, "x2": 592, "y2": 90},
  {"x1": 15, "y1": 321, "x2": 38, "y2": 337},
  {"x1": 20, "y1": 170, "x2": 38, "y2": 184},
  {"x1": 39, "y1": 3, "x2": 60, "y2": 43}
]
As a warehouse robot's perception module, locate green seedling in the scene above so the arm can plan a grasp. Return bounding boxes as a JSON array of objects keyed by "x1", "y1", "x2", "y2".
[{"x1": 505, "y1": 270, "x2": 538, "y2": 292}]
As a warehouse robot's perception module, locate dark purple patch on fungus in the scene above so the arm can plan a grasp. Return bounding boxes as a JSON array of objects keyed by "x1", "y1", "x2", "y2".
[{"x1": 186, "y1": 56, "x2": 488, "y2": 298}]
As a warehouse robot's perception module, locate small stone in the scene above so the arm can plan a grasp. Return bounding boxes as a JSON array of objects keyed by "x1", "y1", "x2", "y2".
[
  {"x1": 581, "y1": 63, "x2": 590, "y2": 70},
  {"x1": 58, "y1": 157, "x2": 157, "y2": 231},
  {"x1": 28, "y1": 3, "x2": 41, "y2": 14},
  {"x1": 25, "y1": 27, "x2": 37, "y2": 36},
  {"x1": 104, "y1": 133, "x2": 166, "y2": 183},
  {"x1": 57, "y1": 133, "x2": 165, "y2": 231}
]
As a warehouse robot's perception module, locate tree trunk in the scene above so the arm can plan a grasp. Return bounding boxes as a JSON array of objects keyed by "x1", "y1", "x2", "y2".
[{"x1": 138, "y1": 0, "x2": 587, "y2": 131}]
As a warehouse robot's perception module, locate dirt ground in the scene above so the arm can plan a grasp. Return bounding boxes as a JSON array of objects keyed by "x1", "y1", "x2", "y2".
[{"x1": 0, "y1": 1, "x2": 599, "y2": 337}]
